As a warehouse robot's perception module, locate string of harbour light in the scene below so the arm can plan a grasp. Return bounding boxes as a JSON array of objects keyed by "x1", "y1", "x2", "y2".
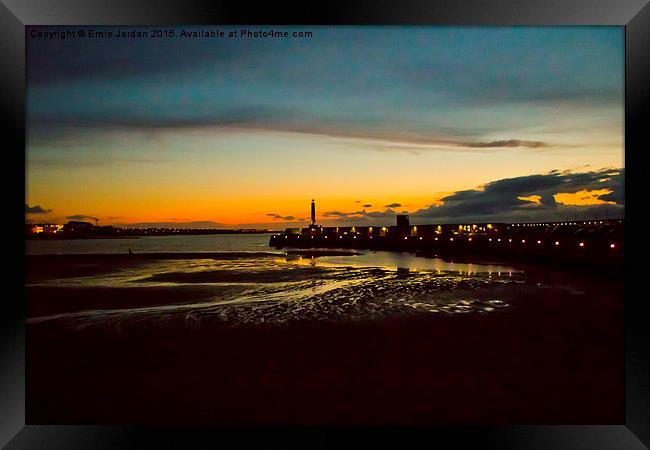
[
  {"x1": 283, "y1": 234, "x2": 617, "y2": 249},
  {"x1": 382, "y1": 235, "x2": 616, "y2": 248},
  {"x1": 271, "y1": 200, "x2": 622, "y2": 251}
]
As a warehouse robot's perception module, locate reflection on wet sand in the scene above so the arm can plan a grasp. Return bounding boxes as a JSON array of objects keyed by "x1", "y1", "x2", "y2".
[{"x1": 26, "y1": 251, "x2": 519, "y2": 327}]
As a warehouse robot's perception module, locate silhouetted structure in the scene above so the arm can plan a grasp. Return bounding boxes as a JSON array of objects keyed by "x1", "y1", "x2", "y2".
[
  {"x1": 396, "y1": 214, "x2": 410, "y2": 236},
  {"x1": 62, "y1": 221, "x2": 94, "y2": 233},
  {"x1": 396, "y1": 214, "x2": 409, "y2": 227},
  {"x1": 269, "y1": 203, "x2": 624, "y2": 273},
  {"x1": 305, "y1": 199, "x2": 323, "y2": 235}
]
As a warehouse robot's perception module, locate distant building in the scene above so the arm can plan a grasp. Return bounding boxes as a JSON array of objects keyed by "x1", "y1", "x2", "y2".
[
  {"x1": 396, "y1": 214, "x2": 410, "y2": 236},
  {"x1": 63, "y1": 221, "x2": 94, "y2": 233},
  {"x1": 26, "y1": 224, "x2": 43, "y2": 234},
  {"x1": 43, "y1": 224, "x2": 63, "y2": 234},
  {"x1": 25, "y1": 223, "x2": 63, "y2": 235}
]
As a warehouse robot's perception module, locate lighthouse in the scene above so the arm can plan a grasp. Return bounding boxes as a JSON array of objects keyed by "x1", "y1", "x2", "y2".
[{"x1": 311, "y1": 199, "x2": 316, "y2": 225}]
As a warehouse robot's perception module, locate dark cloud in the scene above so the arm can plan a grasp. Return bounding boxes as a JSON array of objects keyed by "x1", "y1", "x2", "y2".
[
  {"x1": 385, "y1": 203, "x2": 402, "y2": 208},
  {"x1": 462, "y1": 140, "x2": 547, "y2": 149},
  {"x1": 28, "y1": 155, "x2": 168, "y2": 169},
  {"x1": 267, "y1": 213, "x2": 304, "y2": 221},
  {"x1": 25, "y1": 204, "x2": 51, "y2": 214},
  {"x1": 363, "y1": 209, "x2": 398, "y2": 219},
  {"x1": 594, "y1": 170, "x2": 625, "y2": 204},
  {"x1": 411, "y1": 168, "x2": 624, "y2": 222},
  {"x1": 365, "y1": 138, "x2": 551, "y2": 155},
  {"x1": 65, "y1": 214, "x2": 98, "y2": 222},
  {"x1": 322, "y1": 209, "x2": 398, "y2": 221},
  {"x1": 28, "y1": 105, "x2": 298, "y2": 131},
  {"x1": 363, "y1": 204, "x2": 372, "y2": 208},
  {"x1": 322, "y1": 211, "x2": 351, "y2": 218},
  {"x1": 597, "y1": 192, "x2": 623, "y2": 203},
  {"x1": 30, "y1": 115, "x2": 558, "y2": 158},
  {"x1": 27, "y1": 27, "x2": 267, "y2": 86}
]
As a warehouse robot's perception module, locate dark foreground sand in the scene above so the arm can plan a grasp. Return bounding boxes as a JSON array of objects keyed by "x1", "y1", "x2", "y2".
[{"x1": 26, "y1": 254, "x2": 623, "y2": 424}]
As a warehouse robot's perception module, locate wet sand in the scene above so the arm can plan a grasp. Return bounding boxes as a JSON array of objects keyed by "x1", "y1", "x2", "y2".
[{"x1": 26, "y1": 253, "x2": 623, "y2": 424}]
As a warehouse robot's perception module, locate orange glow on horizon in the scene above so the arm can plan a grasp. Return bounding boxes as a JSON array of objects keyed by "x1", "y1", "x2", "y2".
[{"x1": 27, "y1": 186, "x2": 619, "y2": 225}]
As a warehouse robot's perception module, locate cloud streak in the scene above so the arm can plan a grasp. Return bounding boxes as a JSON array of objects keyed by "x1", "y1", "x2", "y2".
[
  {"x1": 462, "y1": 140, "x2": 547, "y2": 148},
  {"x1": 25, "y1": 204, "x2": 52, "y2": 214},
  {"x1": 65, "y1": 214, "x2": 98, "y2": 222},
  {"x1": 267, "y1": 213, "x2": 305, "y2": 222},
  {"x1": 322, "y1": 208, "x2": 400, "y2": 221}
]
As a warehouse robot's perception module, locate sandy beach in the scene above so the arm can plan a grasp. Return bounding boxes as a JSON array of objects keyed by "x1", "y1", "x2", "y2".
[{"x1": 25, "y1": 252, "x2": 623, "y2": 424}]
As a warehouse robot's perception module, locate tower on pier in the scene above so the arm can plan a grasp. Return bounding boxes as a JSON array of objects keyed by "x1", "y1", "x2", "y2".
[{"x1": 305, "y1": 199, "x2": 322, "y2": 234}]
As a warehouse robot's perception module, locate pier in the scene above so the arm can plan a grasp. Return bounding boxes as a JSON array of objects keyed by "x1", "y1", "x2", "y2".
[{"x1": 269, "y1": 201, "x2": 624, "y2": 273}]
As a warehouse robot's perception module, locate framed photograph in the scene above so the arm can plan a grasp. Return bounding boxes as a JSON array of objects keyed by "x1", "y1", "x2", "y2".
[{"x1": 2, "y1": 0, "x2": 648, "y2": 448}]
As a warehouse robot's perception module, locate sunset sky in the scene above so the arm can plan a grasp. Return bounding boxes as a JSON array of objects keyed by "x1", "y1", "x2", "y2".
[{"x1": 26, "y1": 26, "x2": 624, "y2": 228}]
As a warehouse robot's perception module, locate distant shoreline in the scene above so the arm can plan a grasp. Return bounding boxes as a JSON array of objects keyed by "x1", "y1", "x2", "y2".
[
  {"x1": 26, "y1": 236, "x2": 141, "y2": 240},
  {"x1": 25, "y1": 250, "x2": 360, "y2": 260},
  {"x1": 26, "y1": 230, "x2": 278, "y2": 240}
]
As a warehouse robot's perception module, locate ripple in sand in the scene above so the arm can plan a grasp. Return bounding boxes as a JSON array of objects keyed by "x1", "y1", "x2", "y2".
[{"x1": 29, "y1": 266, "x2": 515, "y2": 330}]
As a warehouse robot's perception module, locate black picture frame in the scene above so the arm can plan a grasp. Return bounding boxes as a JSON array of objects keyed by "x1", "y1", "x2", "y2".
[{"x1": 2, "y1": 0, "x2": 648, "y2": 448}]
